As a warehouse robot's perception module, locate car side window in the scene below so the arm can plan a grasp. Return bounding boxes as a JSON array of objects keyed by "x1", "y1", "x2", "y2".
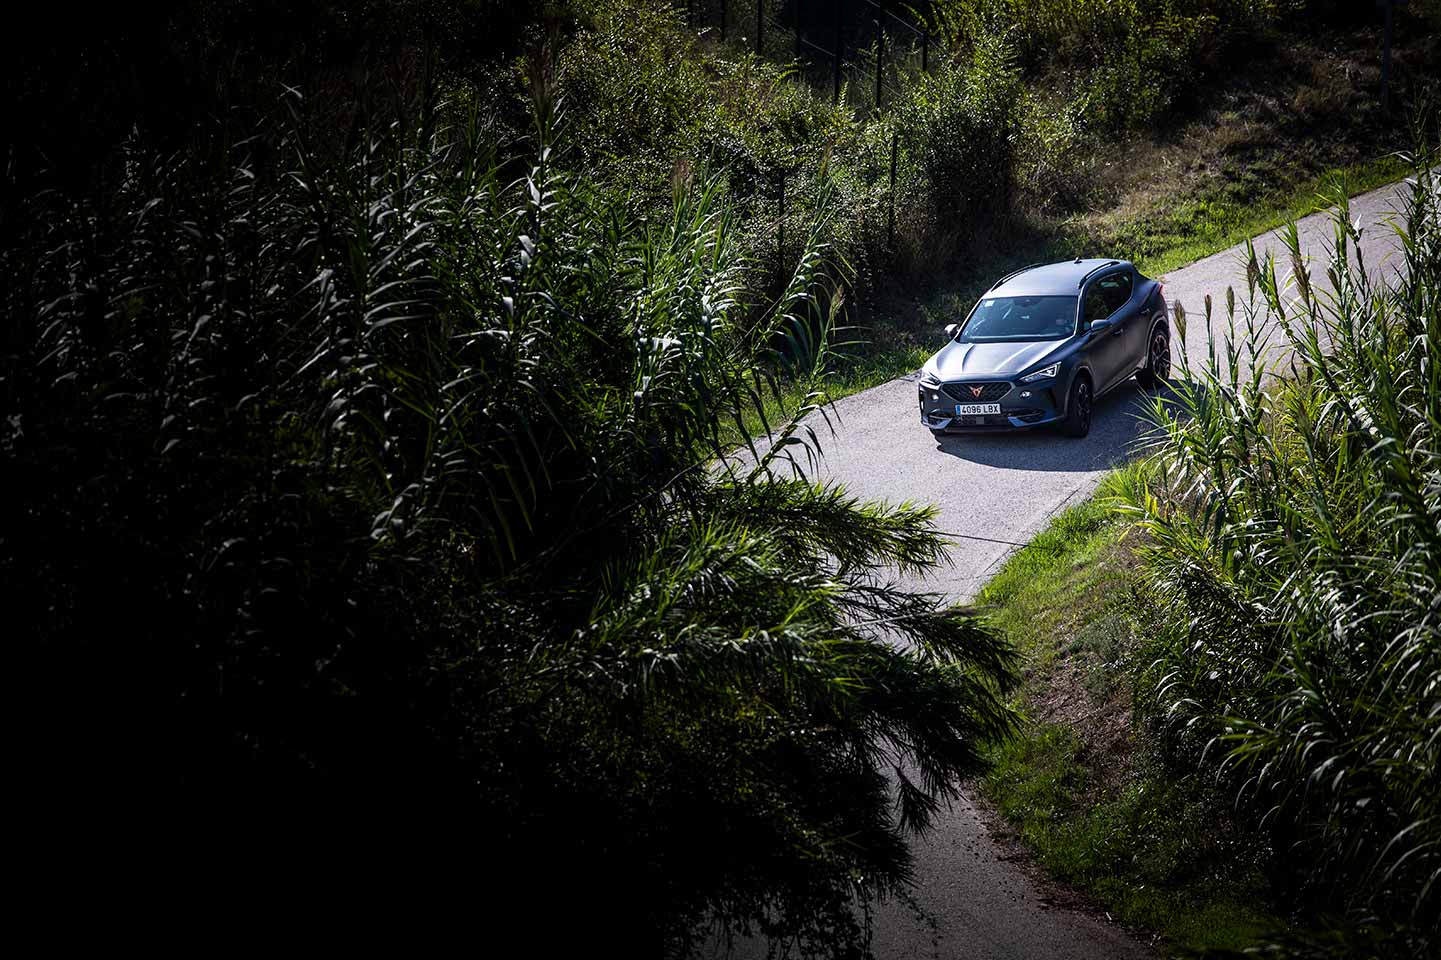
[
  {"x1": 1098, "y1": 272, "x2": 1132, "y2": 314},
  {"x1": 1083, "y1": 287, "x2": 1109, "y2": 325},
  {"x1": 1084, "y1": 272, "x2": 1132, "y2": 325}
]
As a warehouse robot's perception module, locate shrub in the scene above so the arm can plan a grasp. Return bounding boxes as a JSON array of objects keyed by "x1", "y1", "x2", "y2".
[
  {"x1": 928, "y1": 0, "x2": 1300, "y2": 129},
  {"x1": 2, "y1": 86, "x2": 1019, "y2": 954},
  {"x1": 1118, "y1": 156, "x2": 1440, "y2": 952},
  {"x1": 886, "y1": 31, "x2": 1025, "y2": 280},
  {"x1": 555, "y1": 0, "x2": 885, "y2": 298},
  {"x1": 897, "y1": 31, "x2": 1022, "y2": 224}
]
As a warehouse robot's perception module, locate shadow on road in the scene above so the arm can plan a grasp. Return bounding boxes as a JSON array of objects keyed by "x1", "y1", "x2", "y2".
[{"x1": 933, "y1": 380, "x2": 1179, "y2": 471}]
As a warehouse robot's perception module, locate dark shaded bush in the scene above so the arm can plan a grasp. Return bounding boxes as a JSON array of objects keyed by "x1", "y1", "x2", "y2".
[
  {"x1": 927, "y1": 1, "x2": 1318, "y2": 128},
  {"x1": 894, "y1": 33, "x2": 1022, "y2": 234},
  {"x1": 3, "y1": 83, "x2": 1017, "y2": 954},
  {"x1": 4, "y1": 0, "x2": 537, "y2": 191}
]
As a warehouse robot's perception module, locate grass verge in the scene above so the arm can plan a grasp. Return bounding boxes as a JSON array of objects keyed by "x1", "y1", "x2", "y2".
[
  {"x1": 1119, "y1": 154, "x2": 1412, "y2": 277},
  {"x1": 974, "y1": 464, "x2": 1281, "y2": 957}
]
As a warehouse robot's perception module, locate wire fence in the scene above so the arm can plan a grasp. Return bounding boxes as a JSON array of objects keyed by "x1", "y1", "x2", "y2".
[
  {"x1": 678, "y1": 1, "x2": 951, "y2": 281},
  {"x1": 683, "y1": 0, "x2": 948, "y2": 113}
]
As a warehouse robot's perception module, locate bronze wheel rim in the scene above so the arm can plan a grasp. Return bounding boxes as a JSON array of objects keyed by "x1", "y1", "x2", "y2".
[{"x1": 1151, "y1": 332, "x2": 1171, "y2": 382}]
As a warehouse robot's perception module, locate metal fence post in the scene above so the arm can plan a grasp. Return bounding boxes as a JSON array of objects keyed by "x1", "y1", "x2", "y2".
[
  {"x1": 1378, "y1": 1, "x2": 1410, "y2": 111},
  {"x1": 888, "y1": 130, "x2": 898, "y2": 247},
  {"x1": 1383, "y1": 5, "x2": 1392, "y2": 110},
  {"x1": 833, "y1": 1, "x2": 842, "y2": 104},
  {"x1": 874, "y1": 20, "x2": 883, "y2": 110},
  {"x1": 778, "y1": 168, "x2": 786, "y2": 284}
]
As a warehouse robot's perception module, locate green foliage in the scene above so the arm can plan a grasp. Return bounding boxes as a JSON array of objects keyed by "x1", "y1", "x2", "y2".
[
  {"x1": 556, "y1": 1, "x2": 875, "y2": 290},
  {"x1": 542, "y1": 0, "x2": 1424, "y2": 328},
  {"x1": 986, "y1": 725, "x2": 1277, "y2": 954},
  {"x1": 1118, "y1": 154, "x2": 1441, "y2": 951},
  {"x1": 894, "y1": 32, "x2": 1023, "y2": 228},
  {"x1": 560, "y1": 0, "x2": 713, "y2": 182},
  {"x1": 976, "y1": 474, "x2": 1286, "y2": 954},
  {"x1": 929, "y1": 1, "x2": 1298, "y2": 128},
  {"x1": 2, "y1": 81, "x2": 1021, "y2": 954}
]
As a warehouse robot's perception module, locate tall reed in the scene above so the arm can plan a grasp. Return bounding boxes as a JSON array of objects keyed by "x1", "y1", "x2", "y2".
[
  {"x1": 1118, "y1": 155, "x2": 1440, "y2": 952},
  {"x1": 2, "y1": 88, "x2": 1017, "y2": 954}
]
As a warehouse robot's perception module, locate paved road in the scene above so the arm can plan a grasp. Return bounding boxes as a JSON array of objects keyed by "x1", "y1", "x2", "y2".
[
  {"x1": 1162, "y1": 172, "x2": 1417, "y2": 377},
  {"x1": 737, "y1": 176, "x2": 1417, "y2": 960}
]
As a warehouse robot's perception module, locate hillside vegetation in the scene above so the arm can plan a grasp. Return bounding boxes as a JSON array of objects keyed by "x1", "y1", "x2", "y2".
[{"x1": 539, "y1": 0, "x2": 1438, "y2": 368}]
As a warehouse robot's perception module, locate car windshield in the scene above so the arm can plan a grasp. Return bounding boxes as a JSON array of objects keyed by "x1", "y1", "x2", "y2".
[{"x1": 957, "y1": 295, "x2": 1078, "y2": 342}]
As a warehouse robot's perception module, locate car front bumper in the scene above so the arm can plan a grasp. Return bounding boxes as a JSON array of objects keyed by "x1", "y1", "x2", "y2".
[{"x1": 917, "y1": 378, "x2": 1063, "y2": 432}]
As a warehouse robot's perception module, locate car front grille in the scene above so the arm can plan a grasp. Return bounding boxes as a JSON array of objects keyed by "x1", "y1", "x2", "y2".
[{"x1": 941, "y1": 381, "x2": 1011, "y2": 403}]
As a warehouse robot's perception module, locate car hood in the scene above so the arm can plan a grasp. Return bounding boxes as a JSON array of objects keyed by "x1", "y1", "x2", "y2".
[{"x1": 925, "y1": 339, "x2": 1065, "y2": 380}]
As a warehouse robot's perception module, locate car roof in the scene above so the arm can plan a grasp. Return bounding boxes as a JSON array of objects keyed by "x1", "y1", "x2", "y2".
[{"x1": 992, "y1": 259, "x2": 1133, "y2": 297}]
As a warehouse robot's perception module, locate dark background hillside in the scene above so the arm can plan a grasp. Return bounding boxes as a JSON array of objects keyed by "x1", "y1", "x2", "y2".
[{"x1": 5, "y1": 2, "x2": 535, "y2": 185}]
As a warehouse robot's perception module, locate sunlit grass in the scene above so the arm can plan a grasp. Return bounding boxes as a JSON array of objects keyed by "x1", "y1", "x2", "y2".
[
  {"x1": 1126, "y1": 154, "x2": 1412, "y2": 277},
  {"x1": 985, "y1": 724, "x2": 1278, "y2": 956}
]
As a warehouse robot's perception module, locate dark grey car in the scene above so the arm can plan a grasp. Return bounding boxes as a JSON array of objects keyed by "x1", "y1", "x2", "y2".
[{"x1": 917, "y1": 258, "x2": 1170, "y2": 439}]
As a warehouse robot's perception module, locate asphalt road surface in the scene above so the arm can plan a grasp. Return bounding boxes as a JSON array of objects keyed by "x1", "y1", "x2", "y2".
[{"x1": 725, "y1": 175, "x2": 1418, "y2": 960}]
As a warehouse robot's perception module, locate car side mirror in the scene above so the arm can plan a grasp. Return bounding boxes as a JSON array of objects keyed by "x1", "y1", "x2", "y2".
[
  {"x1": 1089, "y1": 317, "x2": 1113, "y2": 333},
  {"x1": 944, "y1": 323, "x2": 958, "y2": 339}
]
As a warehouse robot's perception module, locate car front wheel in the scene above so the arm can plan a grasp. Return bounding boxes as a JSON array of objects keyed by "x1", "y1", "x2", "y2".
[{"x1": 1060, "y1": 375, "x2": 1092, "y2": 438}]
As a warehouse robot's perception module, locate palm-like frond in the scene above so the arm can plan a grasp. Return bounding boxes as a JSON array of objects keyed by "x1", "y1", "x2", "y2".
[{"x1": 3, "y1": 87, "x2": 1017, "y2": 957}]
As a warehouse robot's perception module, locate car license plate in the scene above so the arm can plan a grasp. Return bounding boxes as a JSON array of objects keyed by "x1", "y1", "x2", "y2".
[{"x1": 955, "y1": 403, "x2": 1001, "y2": 416}]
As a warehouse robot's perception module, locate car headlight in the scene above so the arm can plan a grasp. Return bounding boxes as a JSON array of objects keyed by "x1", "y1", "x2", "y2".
[
  {"x1": 1020, "y1": 363, "x2": 1059, "y2": 383},
  {"x1": 920, "y1": 372, "x2": 942, "y2": 387}
]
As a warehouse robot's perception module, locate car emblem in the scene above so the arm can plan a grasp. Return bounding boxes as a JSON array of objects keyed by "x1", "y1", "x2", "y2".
[{"x1": 969, "y1": 386, "x2": 983, "y2": 398}]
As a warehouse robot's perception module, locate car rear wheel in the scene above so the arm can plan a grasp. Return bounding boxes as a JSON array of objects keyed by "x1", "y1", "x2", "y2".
[
  {"x1": 1136, "y1": 326, "x2": 1170, "y2": 389},
  {"x1": 1060, "y1": 375, "x2": 1092, "y2": 438}
]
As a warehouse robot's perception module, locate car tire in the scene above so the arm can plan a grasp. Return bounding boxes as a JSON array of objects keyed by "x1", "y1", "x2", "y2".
[
  {"x1": 1060, "y1": 375, "x2": 1092, "y2": 439},
  {"x1": 1136, "y1": 324, "x2": 1170, "y2": 389}
]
